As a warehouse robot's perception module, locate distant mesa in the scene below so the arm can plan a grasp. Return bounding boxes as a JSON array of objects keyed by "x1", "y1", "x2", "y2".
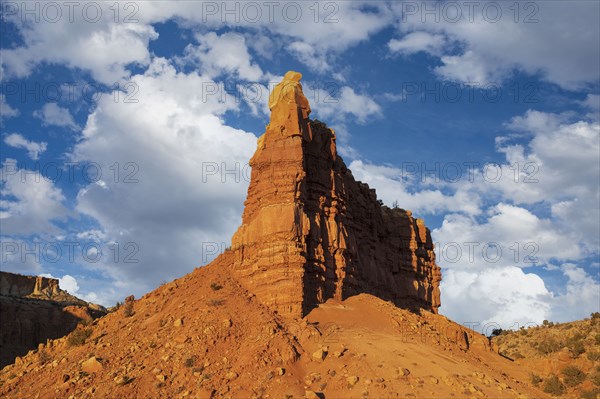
[{"x1": 0, "y1": 271, "x2": 106, "y2": 368}]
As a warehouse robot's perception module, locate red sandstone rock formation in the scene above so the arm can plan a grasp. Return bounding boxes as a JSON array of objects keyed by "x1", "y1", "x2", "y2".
[{"x1": 227, "y1": 71, "x2": 441, "y2": 318}]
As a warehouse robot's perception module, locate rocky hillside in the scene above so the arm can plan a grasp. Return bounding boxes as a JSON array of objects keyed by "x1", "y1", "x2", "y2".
[
  {"x1": 493, "y1": 315, "x2": 600, "y2": 398},
  {"x1": 0, "y1": 261, "x2": 549, "y2": 398},
  {"x1": 0, "y1": 272, "x2": 106, "y2": 368}
]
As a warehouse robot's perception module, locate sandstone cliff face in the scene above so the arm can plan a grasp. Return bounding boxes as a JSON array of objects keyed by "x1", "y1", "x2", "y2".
[
  {"x1": 228, "y1": 71, "x2": 441, "y2": 318},
  {"x1": 1, "y1": 273, "x2": 61, "y2": 299},
  {"x1": 0, "y1": 272, "x2": 105, "y2": 368}
]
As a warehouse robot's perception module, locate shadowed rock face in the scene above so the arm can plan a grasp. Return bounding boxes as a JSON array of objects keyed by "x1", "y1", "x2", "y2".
[{"x1": 227, "y1": 71, "x2": 441, "y2": 318}]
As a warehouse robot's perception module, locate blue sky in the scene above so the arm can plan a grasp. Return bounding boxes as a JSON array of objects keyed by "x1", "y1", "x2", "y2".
[{"x1": 1, "y1": 1, "x2": 598, "y2": 329}]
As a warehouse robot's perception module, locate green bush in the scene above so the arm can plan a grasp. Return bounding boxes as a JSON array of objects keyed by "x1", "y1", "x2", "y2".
[
  {"x1": 530, "y1": 374, "x2": 542, "y2": 386},
  {"x1": 67, "y1": 327, "x2": 93, "y2": 347},
  {"x1": 210, "y1": 282, "x2": 223, "y2": 291},
  {"x1": 543, "y1": 375, "x2": 565, "y2": 396},
  {"x1": 568, "y1": 340, "x2": 586, "y2": 357},
  {"x1": 537, "y1": 338, "x2": 561, "y2": 355},
  {"x1": 562, "y1": 365, "x2": 585, "y2": 387}
]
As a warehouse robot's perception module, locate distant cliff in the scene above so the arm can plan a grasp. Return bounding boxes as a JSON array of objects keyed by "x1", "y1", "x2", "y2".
[{"x1": 0, "y1": 272, "x2": 106, "y2": 368}]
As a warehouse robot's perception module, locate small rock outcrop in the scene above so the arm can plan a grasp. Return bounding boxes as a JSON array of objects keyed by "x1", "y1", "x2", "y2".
[
  {"x1": 226, "y1": 71, "x2": 441, "y2": 318},
  {"x1": 0, "y1": 272, "x2": 106, "y2": 368}
]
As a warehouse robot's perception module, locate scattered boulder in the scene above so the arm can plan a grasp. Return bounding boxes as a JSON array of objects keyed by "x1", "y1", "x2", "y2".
[
  {"x1": 347, "y1": 376, "x2": 359, "y2": 386},
  {"x1": 305, "y1": 391, "x2": 320, "y2": 399},
  {"x1": 225, "y1": 371, "x2": 238, "y2": 380},
  {"x1": 81, "y1": 356, "x2": 103, "y2": 373},
  {"x1": 313, "y1": 348, "x2": 327, "y2": 361}
]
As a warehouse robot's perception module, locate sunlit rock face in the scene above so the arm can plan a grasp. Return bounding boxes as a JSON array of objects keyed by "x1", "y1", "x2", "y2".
[{"x1": 226, "y1": 71, "x2": 441, "y2": 318}]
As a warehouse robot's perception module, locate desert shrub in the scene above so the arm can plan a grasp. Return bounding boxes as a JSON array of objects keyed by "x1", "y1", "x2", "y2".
[
  {"x1": 543, "y1": 375, "x2": 565, "y2": 396},
  {"x1": 38, "y1": 349, "x2": 51, "y2": 365},
  {"x1": 184, "y1": 356, "x2": 197, "y2": 368},
  {"x1": 113, "y1": 301, "x2": 122, "y2": 312},
  {"x1": 537, "y1": 338, "x2": 561, "y2": 354},
  {"x1": 587, "y1": 351, "x2": 600, "y2": 361},
  {"x1": 595, "y1": 334, "x2": 600, "y2": 345},
  {"x1": 512, "y1": 351, "x2": 525, "y2": 359},
  {"x1": 530, "y1": 374, "x2": 542, "y2": 386},
  {"x1": 122, "y1": 301, "x2": 134, "y2": 317},
  {"x1": 572, "y1": 332, "x2": 586, "y2": 340},
  {"x1": 208, "y1": 299, "x2": 225, "y2": 307},
  {"x1": 590, "y1": 370, "x2": 600, "y2": 386},
  {"x1": 592, "y1": 312, "x2": 600, "y2": 319},
  {"x1": 568, "y1": 339, "x2": 586, "y2": 357},
  {"x1": 67, "y1": 327, "x2": 93, "y2": 347},
  {"x1": 122, "y1": 295, "x2": 134, "y2": 317},
  {"x1": 581, "y1": 388, "x2": 600, "y2": 399},
  {"x1": 562, "y1": 365, "x2": 585, "y2": 387},
  {"x1": 210, "y1": 282, "x2": 223, "y2": 291}
]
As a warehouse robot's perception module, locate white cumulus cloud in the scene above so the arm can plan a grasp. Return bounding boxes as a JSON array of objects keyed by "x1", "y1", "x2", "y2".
[
  {"x1": 182, "y1": 32, "x2": 264, "y2": 81},
  {"x1": 389, "y1": 1, "x2": 600, "y2": 89},
  {"x1": 4, "y1": 133, "x2": 47, "y2": 160},
  {"x1": 0, "y1": 159, "x2": 69, "y2": 236},
  {"x1": 33, "y1": 103, "x2": 79, "y2": 131},
  {"x1": 69, "y1": 58, "x2": 257, "y2": 301}
]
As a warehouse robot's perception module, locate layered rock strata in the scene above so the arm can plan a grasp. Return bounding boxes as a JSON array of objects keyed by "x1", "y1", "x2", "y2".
[
  {"x1": 0, "y1": 272, "x2": 106, "y2": 368},
  {"x1": 226, "y1": 71, "x2": 441, "y2": 318}
]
